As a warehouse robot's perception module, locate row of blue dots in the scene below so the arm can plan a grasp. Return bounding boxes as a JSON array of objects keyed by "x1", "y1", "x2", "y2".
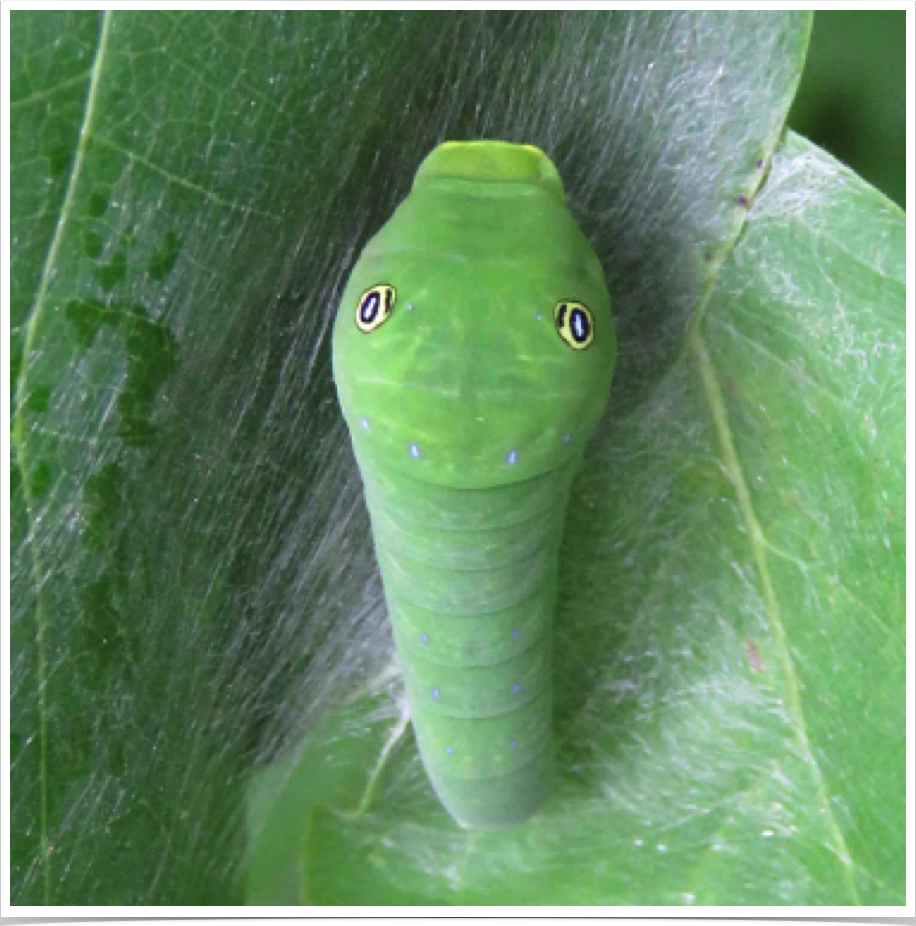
[
  {"x1": 375, "y1": 301, "x2": 548, "y2": 324},
  {"x1": 402, "y1": 442, "x2": 571, "y2": 462},
  {"x1": 355, "y1": 419, "x2": 573, "y2": 455},
  {"x1": 421, "y1": 629, "x2": 521, "y2": 645},
  {"x1": 444, "y1": 740, "x2": 518, "y2": 755},
  {"x1": 430, "y1": 683, "x2": 522, "y2": 698}
]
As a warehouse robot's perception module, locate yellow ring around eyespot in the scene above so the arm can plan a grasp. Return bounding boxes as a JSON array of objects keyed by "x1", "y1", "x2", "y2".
[
  {"x1": 554, "y1": 300, "x2": 595, "y2": 351},
  {"x1": 355, "y1": 284, "x2": 396, "y2": 333}
]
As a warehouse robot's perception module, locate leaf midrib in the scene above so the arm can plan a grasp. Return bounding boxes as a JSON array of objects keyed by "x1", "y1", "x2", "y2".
[
  {"x1": 12, "y1": 9, "x2": 113, "y2": 904},
  {"x1": 690, "y1": 329, "x2": 861, "y2": 904}
]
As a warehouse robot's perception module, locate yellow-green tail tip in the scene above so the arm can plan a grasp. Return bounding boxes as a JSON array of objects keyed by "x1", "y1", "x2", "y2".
[{"x1": 414, "y1": 140, "x2": 564, "y2": 197}]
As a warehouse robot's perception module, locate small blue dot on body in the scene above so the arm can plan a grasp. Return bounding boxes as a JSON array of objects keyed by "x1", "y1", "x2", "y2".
[
  {"x1": 562, "y1": 433, "x2": 571, "y2": 444},
  {"x1": 511, "y1": 628, "x2": 520, "y2": 640},
  {"x1": 409, "y1": 443, "x2": 421, "y2": 459},
  {"x1": 360, "y1": 417, "x2": 370, "y2": 431},
  {"x1": 536, "y1": 313, "x2": 543, "y2": 321},
  {"x1": 506, "y1": 450, "x2": 518, "y2": 466},
  {"x1": 431, "y1": 687, "x2": 440, "y2": 699},
  {"x1": 445, "y1": 746, "x2": 453, "y2": 755},
  {"x1": 407, "y1": 302, "x2": 414, "y2": 310},
  {"x1": 420, "y1": 633, "x2": 429, "y2": 645},
  {"x1": 511, "y1": 740, "x2": 518, "y2": 749},
  {"x1": 512, "y1": 683, "x2": 521, "y2": 694}
]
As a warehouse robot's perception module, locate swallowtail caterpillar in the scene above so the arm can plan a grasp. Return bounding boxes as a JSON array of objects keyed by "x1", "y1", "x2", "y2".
[{"x1": 332, "y1": 140, "x2": 616, "y2": 828}]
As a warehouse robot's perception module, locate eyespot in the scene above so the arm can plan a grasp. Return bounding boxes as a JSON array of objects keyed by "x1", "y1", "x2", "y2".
[
  {"x1": 554, "y1": 300, "x2": 594, "y2": 351},
  {"x1": 355, "y1": 285, "x2": 396, "y2": 333}
]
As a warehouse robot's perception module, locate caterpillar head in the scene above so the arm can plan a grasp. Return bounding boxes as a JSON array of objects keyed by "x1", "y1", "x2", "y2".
[{"x1": 333, "y1": 141, "x2": 616, "y2": 489}]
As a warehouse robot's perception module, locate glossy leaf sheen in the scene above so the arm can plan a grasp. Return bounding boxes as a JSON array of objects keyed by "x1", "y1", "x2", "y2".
[{"x1": 10, "y1": 10, "x2": 903, "y2": 905}]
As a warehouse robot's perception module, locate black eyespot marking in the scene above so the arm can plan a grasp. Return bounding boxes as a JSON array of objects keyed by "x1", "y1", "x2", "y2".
[
  {"x1": 554, "y1": 300, "x2": 594, "y2": 351},
  {"x1": 570, "y1": 307, "x2": 589, "y2": 343},
  {"x1": 356, "y1": 285, "x2": 396, "y2": 333},
  {"x1": 360, "y1": 293, "x2": 379, "y2": 324}
]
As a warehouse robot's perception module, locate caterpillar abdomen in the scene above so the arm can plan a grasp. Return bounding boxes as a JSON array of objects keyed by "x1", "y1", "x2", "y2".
[
  {"x1": 331, "y1": 141, "x2": 616, "y2": 828},
  {"x1": 360, "y1": 449, "x2": 574, "y2": 827}
]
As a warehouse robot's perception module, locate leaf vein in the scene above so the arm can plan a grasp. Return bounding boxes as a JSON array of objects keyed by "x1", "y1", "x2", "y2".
[
  {"x1": 12, "y1": 10, "x2": 115, "y2": 904},
  {"x1": 690, "y1": 330, "x2": 861, "y2": 904},
  {"x1": 91, "y1": 135, "x2": 285, "y2": 220}
]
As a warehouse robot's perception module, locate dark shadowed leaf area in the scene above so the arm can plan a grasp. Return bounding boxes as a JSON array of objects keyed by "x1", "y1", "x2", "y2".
[{"x1": 10, "y1": 11, "x2": 904, "y2": 905}]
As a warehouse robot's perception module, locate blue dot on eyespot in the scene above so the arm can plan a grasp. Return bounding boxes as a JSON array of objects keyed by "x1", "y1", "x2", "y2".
[
  {"x1": 420, "y1": 633, "x2": 429, "y2": 645},
  {"x1": 360, "y1": 417, "x2": 370, "y2": 431},
  {"x1": 506, "y1": 450, "x2": 518, "y2": 465},
  {"x1": 431, "y1": 687, "x2": 440, "y2": 699},
  {"x1": 512, "y1": 683, "x2": 521, "y2": 694},
  {"x1": 409, "y1": 443, "x2": 421, "y2": 459}
]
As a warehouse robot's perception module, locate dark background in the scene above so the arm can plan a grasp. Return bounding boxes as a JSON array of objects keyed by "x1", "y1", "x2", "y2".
[{"x1": 789, "y1": 10, "x2": 906, "y2": 208}]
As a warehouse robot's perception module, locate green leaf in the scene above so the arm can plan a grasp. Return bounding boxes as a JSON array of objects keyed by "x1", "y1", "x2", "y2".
[
  {"x1": 10, "y1": 10, "x2": 902, "y2": 907},
  {"x1": 248, "y1": 136, "x2": 906, "y2": 906}
]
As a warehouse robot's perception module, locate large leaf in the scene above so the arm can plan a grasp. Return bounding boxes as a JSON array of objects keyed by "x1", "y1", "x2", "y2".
[
  {"x1": 245, "y1": 141, "x2": 906, "y2": 906},
  {"x1": 9, "y1": 11, "x2": 903, "y2": 906}
]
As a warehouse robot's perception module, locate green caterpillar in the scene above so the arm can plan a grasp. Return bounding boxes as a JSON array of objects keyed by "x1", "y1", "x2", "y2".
[{"x1": 332, "y1": 141, "x2": 616, "y2": 828}]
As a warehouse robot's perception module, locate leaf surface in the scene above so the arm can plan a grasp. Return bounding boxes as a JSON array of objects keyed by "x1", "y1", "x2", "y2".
[{"x1": 11, "y1": 10, "x2": 902, "y2": 907}]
